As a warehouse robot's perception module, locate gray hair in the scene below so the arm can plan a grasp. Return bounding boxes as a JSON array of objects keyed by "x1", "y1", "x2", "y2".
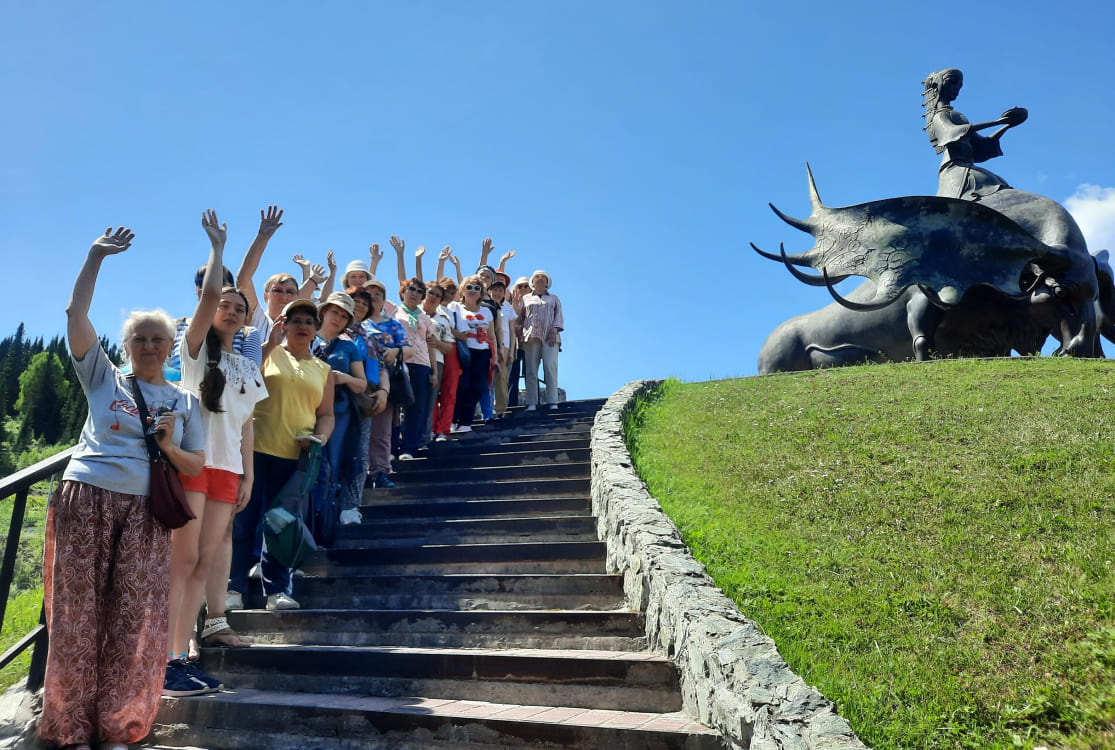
[{"x1": 121, "y1": 309, "x2": 176, "y2": 357}]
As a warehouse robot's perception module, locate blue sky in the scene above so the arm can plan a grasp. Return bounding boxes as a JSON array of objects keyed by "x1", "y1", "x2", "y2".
[{"x1": 3, "y1": 1, "x2": 1113, "y2": 399}]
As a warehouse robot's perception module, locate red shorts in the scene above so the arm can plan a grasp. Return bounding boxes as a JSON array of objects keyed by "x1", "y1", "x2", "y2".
[{"x1": 180, "y1": 467, "x2": 240, "y2": 504}]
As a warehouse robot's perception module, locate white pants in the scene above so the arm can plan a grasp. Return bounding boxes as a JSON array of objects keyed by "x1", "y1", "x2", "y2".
[{"x1": 523, "y1": 339, "x2": 559, "y2": 406}]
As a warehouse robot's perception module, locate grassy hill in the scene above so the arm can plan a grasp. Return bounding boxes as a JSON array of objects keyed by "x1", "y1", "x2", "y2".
[{"x1": 626, "y1": 359, "x2": 1113, "y2": 749}]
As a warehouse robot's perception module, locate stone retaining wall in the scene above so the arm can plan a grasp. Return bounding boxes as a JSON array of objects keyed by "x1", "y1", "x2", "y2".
[{"x1": 590, "y1": 380, "x2": 868, "y2": 750}]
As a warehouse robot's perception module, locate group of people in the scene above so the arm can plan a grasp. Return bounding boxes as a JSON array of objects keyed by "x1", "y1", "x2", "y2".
[{"x1": 41, "y1": 208, "x2": 564, "y2": 750}]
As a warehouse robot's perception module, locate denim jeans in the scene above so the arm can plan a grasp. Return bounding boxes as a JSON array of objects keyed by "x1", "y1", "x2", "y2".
[
  {"x1": 400, "y1": 363, "x2": 431, "y2": 453},
  {"x1": 231, "y1": 452, "x2": 297, "y2": 597}
]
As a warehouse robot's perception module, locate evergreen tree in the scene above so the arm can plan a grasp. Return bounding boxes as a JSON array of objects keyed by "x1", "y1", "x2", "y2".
[{"x1": 15, "y1": 351, "x2": 70, "y2": 445}]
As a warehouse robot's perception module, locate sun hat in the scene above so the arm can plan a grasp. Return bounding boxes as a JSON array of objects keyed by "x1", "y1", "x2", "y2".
[
  {"x1": 342, "y1": 260, "x2": 370, "y2": 286},
  {"x1": 319, "y1": 292, "x2": 355, "y2": 319},
  {"x1": 281, "y1": 298, "x2": 319, "y2": 321},
  {"x1": 494, "y1": 270, "x2": 511, "y2": 286},
  {"x1": 362, "y1": 276, "x2": 387, "y2": 294},
  {"x1": 530, "y1": 269, "x2": 552, "y2": 288}
]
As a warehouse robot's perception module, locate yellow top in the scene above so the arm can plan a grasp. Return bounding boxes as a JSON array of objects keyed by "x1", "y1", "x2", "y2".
[{"x1": 253, "y1": 347, "x2": 331, "y2": 459}]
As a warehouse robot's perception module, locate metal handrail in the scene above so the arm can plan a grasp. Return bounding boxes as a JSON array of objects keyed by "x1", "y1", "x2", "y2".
[{"x1": 0, "y1": 446, "x2": 74, "y2": 689}]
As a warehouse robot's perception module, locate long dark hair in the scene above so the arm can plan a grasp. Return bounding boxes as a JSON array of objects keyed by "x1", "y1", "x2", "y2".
[{"x1": 199, "y1": 286, "x2": 250, "y2": 413}]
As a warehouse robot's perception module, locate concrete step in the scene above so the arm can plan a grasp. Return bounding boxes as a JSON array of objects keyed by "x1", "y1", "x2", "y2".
[
  {"x1": 224, "y1": 609, "x2": 647, "y2": 650},
  {"x1": 253, "y1": 573, "x2": 628, "y2": 611},
  {"x1": 437, "y1": 424, "x2": 592, "y2": 448},
  {"x1": 334, "y1": 516, "x2": 599, "y2": 548},
  {"x1": 424, "y1": 437, "x2": 589, "y2": 456},
  {"x1": 357, "y1": 496, "x2": 591, "y2": 520},
  {"x1": 388, "y1": 461, "x2": 590, "y2": 486},
  {"x1": 197, "y1": 645, "x2": 683, "y2": 712},
  {"x1": 151, "y1": 689, "x2": 720, "y2": 750},
  {"x1": 397, "y1": 447, "x2": 591, "y2": 470},
  {"x1": 365, "y1": 477, "x2": 589, "y2": 502},
  {"x1": 300, "y1": 541, "x2": 607, "y2": 576}
]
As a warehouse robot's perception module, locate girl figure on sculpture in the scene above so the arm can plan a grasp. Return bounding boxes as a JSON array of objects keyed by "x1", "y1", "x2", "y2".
[
  {"x1": 169, "y1": 210, "x2": 269, "y2": 696},
  {"x1": 921, "y1": 68, "x2": 1028, "y2": 201}
]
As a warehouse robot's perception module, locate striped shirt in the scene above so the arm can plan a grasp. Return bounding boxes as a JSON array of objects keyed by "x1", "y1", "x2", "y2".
[{"x1": 518, "y1": 292, "x2": 563, "y2": 343}]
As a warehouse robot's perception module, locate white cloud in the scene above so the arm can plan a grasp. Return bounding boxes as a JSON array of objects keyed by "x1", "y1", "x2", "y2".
[{"x1": 1065, "y1": 184, "x2": 1115, "y2": 252}]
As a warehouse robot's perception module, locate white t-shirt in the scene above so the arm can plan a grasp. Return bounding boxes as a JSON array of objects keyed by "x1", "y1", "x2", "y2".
[
  {"x1": 250, "y1": 306, "x2": 274, "y2": 342},
  {"x1": 448, "y1": 302, "x2": 495, "y2": 351},
  {"x1": 181, "y1": 339, "x2": 269, "y2": 474},
  {"x1": 499, "y1": 301, "x2": 516, "y2": 350}
]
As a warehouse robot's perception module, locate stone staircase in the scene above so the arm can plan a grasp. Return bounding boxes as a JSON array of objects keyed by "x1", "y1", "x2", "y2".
[{"x1": 147, "y1": 399, "x2": 724, "y2": 749}]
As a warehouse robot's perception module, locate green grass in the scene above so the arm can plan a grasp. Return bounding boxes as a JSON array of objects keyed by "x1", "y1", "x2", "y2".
[
  {"x1": 0, "y1": 484, "x2": 50, "y2": 692},
  {"x1": 626, "y1": 359, "x2": 1114, "y2": 749}
]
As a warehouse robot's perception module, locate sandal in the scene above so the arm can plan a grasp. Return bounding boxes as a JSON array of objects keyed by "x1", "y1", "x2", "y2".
[{"x1": 199, "y1": 616, "x2": 250, "y2": 648}]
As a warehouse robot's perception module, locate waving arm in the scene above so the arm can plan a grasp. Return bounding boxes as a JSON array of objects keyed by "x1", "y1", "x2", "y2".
[{"x1": 67, "y1": 227, "x2": 135, "y2": 360}]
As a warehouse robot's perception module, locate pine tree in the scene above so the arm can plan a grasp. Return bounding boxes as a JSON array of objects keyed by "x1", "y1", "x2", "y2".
[{"x1": 15, "y1": 351, "x2": 70, "y2": 445}]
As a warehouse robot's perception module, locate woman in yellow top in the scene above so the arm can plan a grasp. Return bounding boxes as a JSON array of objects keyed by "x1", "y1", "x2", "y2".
[{"x1": 228, "y1": 297, "x2": 334, "y2": 611}]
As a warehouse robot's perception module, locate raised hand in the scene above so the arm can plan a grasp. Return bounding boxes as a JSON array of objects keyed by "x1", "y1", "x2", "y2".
[
  {"x1": 449, "y1": 255, "x2": 461, "y2": 268},
  {"x1": 258, "y1": 205, "x2": 284, "y2": 238},
  {"x1": 292, "y1": 254, "x2": 312, "y2": 281},
  {"x1": 327, "y1": 249, "x2": 337, "y2": 273},
  {"x1": 438, "y1": 246, "x2": 452, "y2": 261},
  {"x1": 91, "y1": 226, "x2": 135, "y2": 256},
  {"x1": 390, "y1": 235, "x2": 405, "y2": 254},
  {"x1": 499, "y1": 250, "x2": 516, "y2": 265},
  {"x1": 1001, "y1": 107, "x2": 1028, "y2": 127},
  {"x1": 369, "y1": 243, "x2": 383, "y2": 265},
  {"x1": 482, "y1": 237, "x2": 493, "y2": 255},
  {"x1": 415, "y1": 245, "x2": 426, "y2": 260},
  {"x1": 202, "y1": 209, "x2": 227, "y2": 249},
  {"x1": 310, "y1": 263, "x2": 327, "y2": 284}
]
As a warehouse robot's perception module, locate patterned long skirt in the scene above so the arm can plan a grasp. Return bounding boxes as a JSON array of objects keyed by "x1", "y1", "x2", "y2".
[{"x1": 40, "y1": 480, "x2": 170, "y2": 747}]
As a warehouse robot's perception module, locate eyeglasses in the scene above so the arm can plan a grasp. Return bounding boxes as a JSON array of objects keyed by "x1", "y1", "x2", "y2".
[{"x1": 464, "y1": 284, "x2": 482, "y2": 292}]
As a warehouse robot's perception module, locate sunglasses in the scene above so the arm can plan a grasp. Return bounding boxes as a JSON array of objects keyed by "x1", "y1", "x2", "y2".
[
  {"x1": 406, "y1": 285, "x2": 425, "y2": 294},
  {"x1": 464, "y1": 284, "x2": 482, "y2": 292}
]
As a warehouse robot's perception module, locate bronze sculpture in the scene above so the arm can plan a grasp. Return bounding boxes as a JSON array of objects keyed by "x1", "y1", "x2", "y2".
[{"x1": 753, "y1": 69, "x2": 1104, "y2": 374}]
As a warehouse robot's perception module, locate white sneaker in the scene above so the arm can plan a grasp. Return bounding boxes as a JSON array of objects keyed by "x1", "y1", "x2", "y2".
[
  {"x1": 339, "y1": 508, "x2": 362, "y2": 526},
  {"x1": 525, "y1": 405, "x2": 537, "y2": 412},
  {"x1": 266, "y1": 593, "x2": 300, "y2": 611},
  {"x1": 457, "y1": 425, "x2": 472, "y2": 433},
  {"x1": 549, "y1": 404, "x2": 558, "y2": 410},
  {"x1": 249, "y1": 563, "x2": 262, "y2": 580},
  {"x1": 225, "y1": 590, "x2": 244, "y2": 611},
  {"x1": 435, "y1": 434, "x2": 448, "y2": 442},
  {"x1": 399, "y1": 453, "x2": 415, "y2": 461}
]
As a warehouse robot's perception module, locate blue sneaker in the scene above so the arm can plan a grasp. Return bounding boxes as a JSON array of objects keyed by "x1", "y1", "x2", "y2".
[
  {"x1": 373, "y1": 472, "x2": 395, "y2": 488},
  {"x1": 163, "y1": 659, "x2": 208, "y2": 697},
  {"x1": 180, "y1": 659, "x2": 223, "y2": 692}
]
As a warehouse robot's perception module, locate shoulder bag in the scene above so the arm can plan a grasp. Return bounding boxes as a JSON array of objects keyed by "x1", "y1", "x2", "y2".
[{"x1": 128, "y1": 375, "x2": 196, "y2": 529}]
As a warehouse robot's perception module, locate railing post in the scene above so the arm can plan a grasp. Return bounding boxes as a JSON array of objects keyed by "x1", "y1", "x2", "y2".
[
  {"x1": 0, "y1": 488, "x2": 29, "y2": 630},
  {"x1": 27, "y1": 604, "x2": 47, "y2": 691}
]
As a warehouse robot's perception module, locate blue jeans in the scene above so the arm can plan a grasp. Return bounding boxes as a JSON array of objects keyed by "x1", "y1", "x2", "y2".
[
  {"x1": 507, "y1": 349, "x2": 523, "y2": 406},
  {"x1": 231, "y1": 452, "x2": 297, "y2": 596},
  {"x1": 400, "y1": 363, "x2": 431, "y2": 454}
]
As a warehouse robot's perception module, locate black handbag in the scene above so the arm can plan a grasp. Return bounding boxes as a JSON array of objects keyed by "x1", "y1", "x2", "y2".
[
  {"x1": 387, "y1": 349, "x2": 415, "y2": 405},
  {"x1": 453, "y1": 310, "x2": 471, "y2": 369},
  {"x1": 128, "y1": 375, "x2": 195, "y2": 529}
]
